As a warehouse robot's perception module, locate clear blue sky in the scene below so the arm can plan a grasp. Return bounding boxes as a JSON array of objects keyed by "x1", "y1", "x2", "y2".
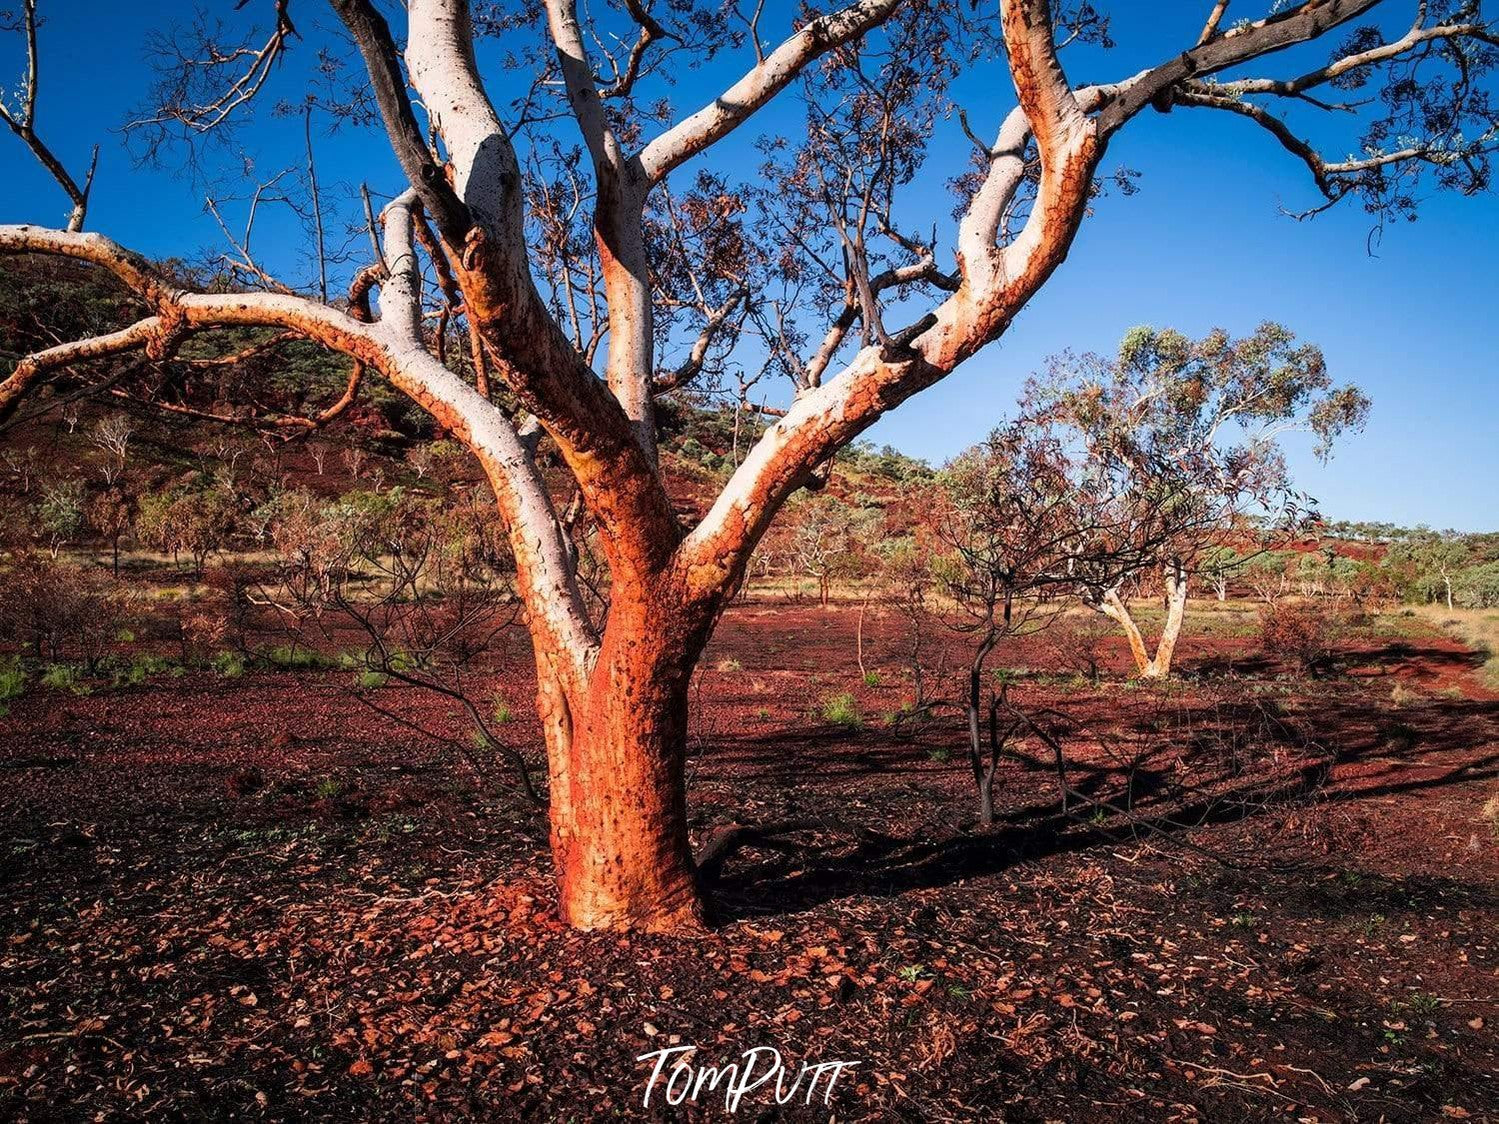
[{"x1": 2, "y1": 2, "x2": 1495, "y2": 530}]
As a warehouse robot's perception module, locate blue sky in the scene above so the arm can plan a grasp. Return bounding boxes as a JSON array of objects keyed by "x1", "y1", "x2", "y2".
[{"x1": 2, "y1": 1, "x2": 1495, "y2": 530}]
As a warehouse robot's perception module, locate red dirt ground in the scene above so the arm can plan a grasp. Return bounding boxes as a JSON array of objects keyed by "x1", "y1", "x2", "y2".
[{"x1": 1, "y1": 602, "x2": 1496, "y2": 1121}]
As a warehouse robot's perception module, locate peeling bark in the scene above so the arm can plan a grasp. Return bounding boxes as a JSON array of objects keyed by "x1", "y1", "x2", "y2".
[{"x1": 539, "y1": 576, "x2": 716, "y2": 931}]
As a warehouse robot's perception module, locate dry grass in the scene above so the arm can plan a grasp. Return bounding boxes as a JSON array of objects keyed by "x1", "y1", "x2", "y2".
[{"x1": 1415, "y1": 605, "x2": 1499, "y2": 688}]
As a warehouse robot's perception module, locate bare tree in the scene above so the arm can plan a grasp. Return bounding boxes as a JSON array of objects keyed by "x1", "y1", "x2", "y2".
[
  {"x1": 935, "y1": 423, "x2": 1163, "y2": 822},
  {"x1": 1, "y1": 0, "x2": 1494, "y2": 932},
  {"x1": 87, "y1": 412, "x2": 135, "y2": 485},
  {"x1": 0, "y1": 0, "x2": 98, "y2": 231}
]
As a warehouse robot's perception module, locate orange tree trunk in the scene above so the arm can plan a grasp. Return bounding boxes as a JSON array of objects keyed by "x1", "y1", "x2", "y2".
[{"x1": 534, "y1": 580, "x2": 716, "y2": 933}]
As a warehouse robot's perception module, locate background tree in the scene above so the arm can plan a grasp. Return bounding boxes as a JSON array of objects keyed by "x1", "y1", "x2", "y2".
[
  {"x1": 87, "y1": 487, "x2": 133, "y2": 576},
  {"x1": 36, "y1": 478, "x2": 85, "y2": 559},
  {"x1": 1024, "y1": 323, "x2": 1370, "y2": 679},
  {"x1": 1201, "y1": 544, "x2": 1247, "y2": 602},
  {"x1": 0, "y1": 0, "x2": 1493, "y2": 931},
  {"x1": 1387, "y1": 528, "x2": 1470, "y2": 609},
  {"x1": 87, "y1": 412, "x2": 134, "y2": 486},
  {"x1": 787, "y1": 493, "x2": 871, "y2": 606}
]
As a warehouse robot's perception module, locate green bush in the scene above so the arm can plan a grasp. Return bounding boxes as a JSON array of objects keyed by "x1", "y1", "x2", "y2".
[
  {"x1": 1455, "y1": 561, "x2": 1499, "y2": 610},
  {"x1": 212, "y1": 650, "x2": 246, "y2": 679},
  {"x1": 40, "y1": 663, "x2": 90, "y2": 695},
  {"x1": 262, "y1": 644, "x2": 334, "y2": 670},
  {"x1": 820, "y1": 691, "x2": 862, "y2": 730},
  {"x1": 124, "y1": 653, "x2": 173, "y2": 683},
  {"x1": 0, "y1": 657, "x2": 26, "y2": 715}
]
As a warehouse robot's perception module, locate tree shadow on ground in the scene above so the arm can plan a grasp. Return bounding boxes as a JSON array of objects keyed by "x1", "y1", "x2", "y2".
[{"x1": 703, "y1": 691, "x2": 1499, "y2": 924}]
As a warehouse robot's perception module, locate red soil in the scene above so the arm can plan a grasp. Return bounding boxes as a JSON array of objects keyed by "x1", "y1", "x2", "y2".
[{"x1": 1, "y1": 602, "x2": 1496, "y2": 1121}]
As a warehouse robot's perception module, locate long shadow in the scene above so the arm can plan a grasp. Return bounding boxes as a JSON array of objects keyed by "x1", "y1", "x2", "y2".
[
  {"x1": 704, "y1": 691, "x2": 1499, "y2": 923},
  {"x1": 1336, "y1": 642, "x2": 1490, "y2": 674}
]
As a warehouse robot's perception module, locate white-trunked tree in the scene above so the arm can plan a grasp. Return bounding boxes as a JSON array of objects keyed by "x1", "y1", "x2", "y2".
[
  {"x1": 1025, "y1": 323, "x2": 1371, "y2": 680},
  {"x1": 1, "y1": 0, "x2": 1495, "y2": 931}
]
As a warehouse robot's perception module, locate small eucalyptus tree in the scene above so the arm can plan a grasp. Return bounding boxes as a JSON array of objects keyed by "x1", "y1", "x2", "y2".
[
  {"x1": 0, "y1": 0, "x2": 1493, "y2": 930},
  {"x1": 1026, "y1": 324, "x2": 1370, "y2": 679}
]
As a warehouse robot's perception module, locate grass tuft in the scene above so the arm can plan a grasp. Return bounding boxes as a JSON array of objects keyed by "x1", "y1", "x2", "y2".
[{"x1": 820, "y1": 691, "x2": 862, "y2": 730}]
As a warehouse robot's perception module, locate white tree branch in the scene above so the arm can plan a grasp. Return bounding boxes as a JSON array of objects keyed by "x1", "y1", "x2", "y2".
[{"x1": 636, "y1": 0, "x2": 904, "y2": 184}]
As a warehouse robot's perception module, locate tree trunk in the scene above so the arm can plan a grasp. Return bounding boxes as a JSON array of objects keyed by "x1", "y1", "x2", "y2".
[
  {"x1": 1147, "y1": 561, "x2": 1190, "y2": 679},
  {"x1": 1096, "y1": 567, "x2": 1189, "y2": 681},
  {"x1": 1097, "y1": 588, "x2": 1152, "y2": 677},
  {"x1": 966, "y1": 625, "x2": 999, "y2": 823},
  {"x1": 978, "y1": 762, "x2": 998, "y2": 827},
  {"x1": 534, "y1": 587, "x2": 711, "y2": 933}
]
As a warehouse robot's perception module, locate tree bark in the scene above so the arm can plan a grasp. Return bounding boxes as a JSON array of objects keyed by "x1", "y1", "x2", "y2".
[
  {"x1": 967, "y1": 625, "x2": 999, "y2": 822},
  {"x1": 1148, "y1": 560, "x2": 1191, "y2": 679},
  {"x1": 1097, "y1": 588, "x2": 1152, "y2": 677},
  {"x1": 1095, "y1": 566, "x2": 1190, "y2": 680},
  {"x1": 535, "y1": 580, "x2": 713, "y2": 932}
]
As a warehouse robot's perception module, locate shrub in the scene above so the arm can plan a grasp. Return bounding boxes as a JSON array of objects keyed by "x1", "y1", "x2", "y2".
[
  {"x1": 262, "y1": 644, "x2": 334, "y2": 670},
  {"x1": 1390, "y1": 682, "x2": 1420, "y2": 708},
  {"x1": 179, "y1": 577, "x2": 237, "y2": 661},
  {"x1": 820, "y1": 691, "x2": 862, "y2": 729},
  {"x1": 111, "y1": 654, "x2": 172, "y2": 689},
  {"x1": 212, "y1": 650, "x2": 246, "y2": 679},
  {"x1": 1455, "y1": 561, "x2": 1499, "y2": 610},
  {"x1": 0, "y1": 553, "x2": 134, "y2": 671},
  {"x1": 0, "y1": 657, "x2": 25, "y2": 715},
  {"x1": 1044, "y1": 613, "x2": 1113, "y2": 683},
  {"x1": 40, "y1": 663, "x2": 90, "y2": 695},
  {"x1": 1259, "y1": 600, "x2": 1339, "y2": 672}
]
